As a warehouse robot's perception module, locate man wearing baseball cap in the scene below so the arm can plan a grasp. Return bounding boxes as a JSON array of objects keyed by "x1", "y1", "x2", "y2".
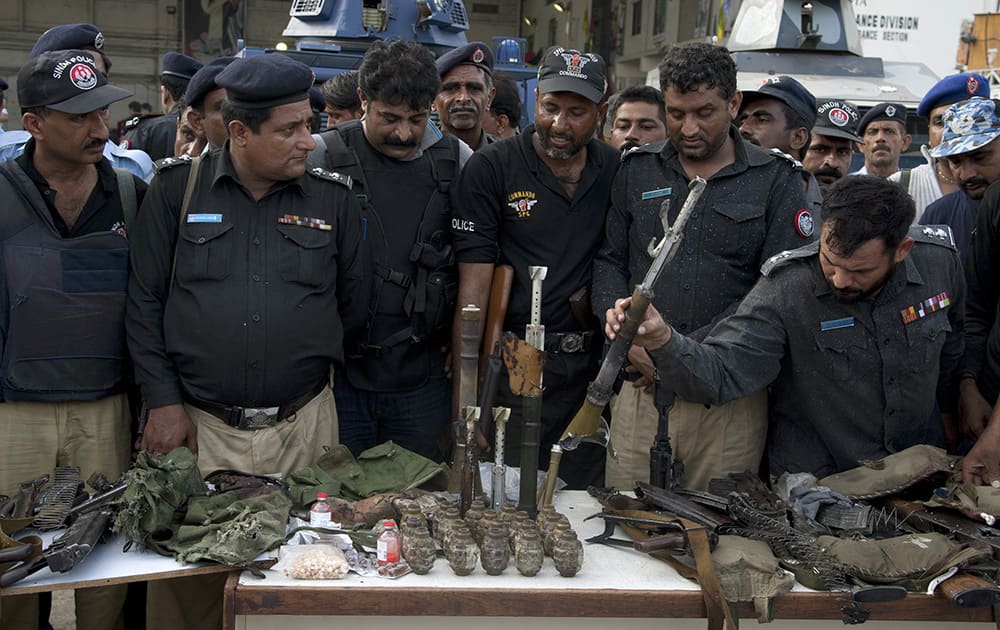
[
  {"x1": 890, "y1": 72, "x2": 990, "y2": 221},
  {"x1": 434, "y1": 41, "x2": 496, "y2": 151},
  {"x1": 453, "y1": 46, "x2": 618, "y2": 487},
  {"x1": 0, "y1": 49, "x2": 145, "y2": 630},
  {"x1": 852, "y1": 101, "x2": 911, "y2": 177},
  {"x1": 802, "y1": 98, "x2": 862, "y2": 189}
]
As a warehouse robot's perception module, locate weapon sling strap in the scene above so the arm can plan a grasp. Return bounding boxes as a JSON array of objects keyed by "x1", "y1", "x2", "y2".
[
  {"x1": 113, "y1": 168, "x2": 137, "y2": 231},
  {"x1": 169, "y1": 156, "x2": 202, "y2": 290}
]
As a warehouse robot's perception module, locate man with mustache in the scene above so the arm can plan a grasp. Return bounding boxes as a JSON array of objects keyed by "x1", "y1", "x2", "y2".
[
  {"x1": 452, "y1": 47, "x2": 618, "y2": 487},
  {"x1": 308, "y1": 40, "x2": 470, "y2": 461},
  {"x1": 0, "y1": 48, "x2": 143, "y2": 630},
  {"x1": 852, "y1": 102, "x2": 911, "y2": 177},
  {"x1": 802, "y1": 99, "x2": 862, "y2": 190},
  {"x1": 128, "y1": 54, "x2": 364, "y2": 629},
  {"x1": 592, "y1": 42, "x2": 812, "y2": 492},
  {"x1": 605, "y1": 175, "x2": 970, "y2": 480},
  {"x1": 919, "y1": 98, "x2": 1000, "y2": 258},
  {"x1": 434, "y1": 41, "x2": 497, "y2": 151}
]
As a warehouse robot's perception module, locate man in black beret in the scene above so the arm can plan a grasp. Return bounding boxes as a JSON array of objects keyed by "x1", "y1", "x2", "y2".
[
  {"x1": 183, "y1": 56, "x2": 236, "y2": 151},
  {"x1": 122, "y1": 51, "x2": 203, "y2": 160},
  {"x1": 852, "y1": 101, "x2": 911, "y2": 177},
  {"x1": 434, "y1": 41, "x2": 496, "y2": 150},
  {"x1": 130, "y1": 52, "x2": 364, "y2": 630}
]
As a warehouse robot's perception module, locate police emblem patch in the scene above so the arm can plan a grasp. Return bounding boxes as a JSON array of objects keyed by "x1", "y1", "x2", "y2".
[
  {"x1": 950, "y1": 113, "x2": 976, "y2": 135},
  {"x1": 885, "y1": 105, "x2": 897, "y2": 118},
  {"x1": 828, "y1": 108, "x2": 850, "y2": 127},
  {"x1": 506, "y1": 191, "x2": 538, "y2": 218},
  {"x1": 94, "y1": 32, "x2": 105, "y2": 49},
  {"x1": 794, "y1": 209, "x2": 814, "y2": 238},
  {"x1": 472, "y1": 47, "x2": 485, "y2": 63},
  {"x1": 967, "y1": 75, "x2": 979, "y2": 96},
  {"x1": 69, "y1": 63, "x2": 98, "y2": 90}
]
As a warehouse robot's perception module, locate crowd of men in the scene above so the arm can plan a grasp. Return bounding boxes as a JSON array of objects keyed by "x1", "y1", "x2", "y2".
[{"x1": 3, "y1": 18, "x2": 1000, "y2": 630}]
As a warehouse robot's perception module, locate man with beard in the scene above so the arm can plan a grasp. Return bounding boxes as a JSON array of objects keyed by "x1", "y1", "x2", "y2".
[
  {"x1": 605, "y1": 175, "x2": 967, "y2": 479},
  {"x1": 591, "y1": 42, "x2": 811, "y2": 491},
  {"x1": 452, "y1": 47, "x2": 618, "y2": 487},
  {"x1": 852, "y1": 102, "x2": 911, "y2": 177},
  {"x1": 434, "y1": 41, "x2": 496, "y2": 151},
  {"x1": 920, "y1": 97, "x2": 1000, "y2": 257},
  {"x1": 802, "y1": 99, "x2": 862, "y2": 190}
]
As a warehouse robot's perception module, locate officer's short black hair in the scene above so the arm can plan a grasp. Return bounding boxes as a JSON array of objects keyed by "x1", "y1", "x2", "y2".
[
  {"x1": 658, "y1": 42, "x2": 737, "y2": 100},
  {"x1": 161, "y1": 74, "x2": 189, "y2": 104},
  {"x1": 822, "y1": 175, "x2": 914, "y2": 257},
  {"x1": 608, "y1": 85, "x2": 666, "y2": 126},
  {"x1": 322, "y1": 71, "x2": 361, "y2": 111},
  {"x1": 221, "y1": 99, "x2": 272, "y2": 135},
  {"x1": 490, "y1": 73, "x2": 521, "y2": 126},
  {"x1": 358, "y1": 40, "x2": 441, "y2": 112}
]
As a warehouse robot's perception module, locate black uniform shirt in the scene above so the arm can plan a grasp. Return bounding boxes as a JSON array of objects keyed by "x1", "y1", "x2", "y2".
[
  {"x1": 592, "y1": 126, "x2": 812, "y2": 340},
  {"x1": 126, "y1": 147, "x2": 365, "y2": 409},
  {"x1": 123, "y1": 110, "x2": 177, "y2": 162},
  {"x1": 650, "y1": 228, "x2": 964, "y2": 477},
  {"x1": 964, "y1": 183, "x2": 1000, "y2": 401},
  {"x1": 452, "y1": 125, "x2": 619, "y2": 333},
  {"x1": 15, "y1": 139, "x2": 148, "y2": 238}
]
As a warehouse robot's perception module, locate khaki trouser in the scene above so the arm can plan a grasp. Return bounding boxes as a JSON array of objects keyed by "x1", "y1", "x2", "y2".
[
  {"x1": 605, "y1": 385, "x2": 768, "y2": 492},
  {"x1": 0, "y1": 394, "x2": 131, "y2": 630},
  {"x1": 146, "y1": 385, "x2": 338, "y2": 630}
]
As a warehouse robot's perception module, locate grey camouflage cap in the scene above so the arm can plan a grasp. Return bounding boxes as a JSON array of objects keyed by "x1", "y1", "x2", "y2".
[{"x1": 931, "y1": 96, "x2": 1000, "y2": 158}]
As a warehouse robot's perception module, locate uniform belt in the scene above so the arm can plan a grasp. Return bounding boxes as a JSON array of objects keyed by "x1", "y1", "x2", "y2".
[
  {"x1": 506, "y1": 330, "x2": 594, "y2": 354},
  {"x1": 187, "y1": 380, "x2": 326, "y2": 431}
]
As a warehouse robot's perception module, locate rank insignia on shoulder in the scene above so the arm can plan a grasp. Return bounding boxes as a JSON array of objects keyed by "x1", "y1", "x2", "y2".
[
  {"x1": 914, "y1": 225, "x2": 956, "y2": 248},
  {"x1": 308, "y1": 167, "x2": 352, "y2": 189},
  {"x1": 153, "y1": 154, "x2": 191, "y2": 173},
  {"x1": 761, "y1": 241, "x2": 817, "y2": 276},
  {"x1": 900, "y1": 292, "x2": 951, "y2": 324},
  {"x1": 794, "y1": 208, "x2": 814, "y2": 238},
  {"x1": 769, "y1": 147, "x2": 803, "y2": 170}
]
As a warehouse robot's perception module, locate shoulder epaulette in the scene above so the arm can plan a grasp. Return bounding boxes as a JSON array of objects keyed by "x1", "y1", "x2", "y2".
[
  {"x1": 307, "y1": 166, "x2": 353, "y2": 189},
  {"x1": 153, "y1": 154, "x2": 192, "y2": 174},
  {"x1": 768, "y1": 147, "x2": 803, "y2": 170},
  {"x1": 761, "y1": 241, "x2": 818, "y2": 276},
  {"x1": 911, "y1": 224, "x2": 957, "y2": 250},
  {"x1": 124, "y1": 116, "x2": 140, "y2": 130}
]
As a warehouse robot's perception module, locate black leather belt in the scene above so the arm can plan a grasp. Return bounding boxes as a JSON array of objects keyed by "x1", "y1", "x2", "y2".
[
  {"x1": 188, "y1": 380, "x2": 326, "y2": 431},
  {"x1": 506, "y1": 330, "x2": 594, "y2": 354}
]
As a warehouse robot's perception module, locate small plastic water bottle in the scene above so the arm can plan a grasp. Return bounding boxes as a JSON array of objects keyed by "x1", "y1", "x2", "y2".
[
  {"x1": 310, "y1": 493, "x2": 332, "y2": 528},
  {"x1": 377, "y1": 519, "x2": 400, "y2": 565}
]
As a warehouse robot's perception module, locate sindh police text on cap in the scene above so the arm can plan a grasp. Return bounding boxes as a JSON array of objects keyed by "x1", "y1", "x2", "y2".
[{"x1": 17, "y1": 50, "x2": 131, "y2": 114}]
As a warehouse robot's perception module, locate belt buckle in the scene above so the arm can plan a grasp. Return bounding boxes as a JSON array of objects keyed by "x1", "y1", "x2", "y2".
[
  {"x1": 560, "y1": 333, "x2": 583, "y2": 353},
  {"x1": 239, "y1": 406, "x2": 280, "y2": 430}
]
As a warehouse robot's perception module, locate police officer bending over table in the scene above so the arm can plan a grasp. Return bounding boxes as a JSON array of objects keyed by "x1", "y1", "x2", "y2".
[
  {"x1": 605, "y1": 176, "x2": 970, "y2": 480},
  {"x1": 127, "y1": 54, "x2": 363, "y2": 630}
]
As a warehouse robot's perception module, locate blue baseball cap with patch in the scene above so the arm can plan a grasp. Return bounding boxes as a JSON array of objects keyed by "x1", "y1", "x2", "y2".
[
  {"x1": 917, "y1": 73, "x2": 990, "y2": 119},
  {"x1": 931, "y1": 97, "x2": 1000, "y2": 158}
]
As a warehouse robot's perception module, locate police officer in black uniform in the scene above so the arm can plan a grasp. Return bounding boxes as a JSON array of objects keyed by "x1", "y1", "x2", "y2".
[
  {"x1": 183, "y1": 56, "x2": 237, "y2": 152},
  {"x1": 122, "y1": 51, "x2": 202, "y2": 160},
  {"x1": 453, "y1": 47, "x2": 618, "y2": 487},
  {"x1": 434, "y1": 41, "x2": 497, "y2": 151}
]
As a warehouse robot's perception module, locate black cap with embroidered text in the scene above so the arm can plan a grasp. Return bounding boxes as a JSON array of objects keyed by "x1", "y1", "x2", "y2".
[
  {"x1": 162, "y1": 52, "x2": 203, "y2": 81},
  {"x1": 537, "y1": 47, "x2": 606, "y2": 104},
  {"x1": 814, "y1": 99, "x2": 862, "y2": 142},
  {"x1": 215, "y1": 54, "x2": 314, "y2": 110},
  {"x1": 18, "y1": 50, "x2": 131, "y2": 114},
  {"x1": 30, "y1": 23, "x2": 104, "y2": 58},
  {"x1": 436, "y1": 42, "x2": 494, "y2": 78}
]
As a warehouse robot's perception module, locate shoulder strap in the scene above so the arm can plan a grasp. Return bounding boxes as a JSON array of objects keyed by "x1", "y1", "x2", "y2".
[
  {"x1": 114, "y1": 168, "x2": 137, "y2": 230},
  {"x1": 170, "y1": 156, "x2": 202, "y2": 289},
  {"x1": 899, "y1": 168, "x2": 912, "y2": 193},
  {"x1": 307, "y1": 132, "x2": 327, "y2": 170}
]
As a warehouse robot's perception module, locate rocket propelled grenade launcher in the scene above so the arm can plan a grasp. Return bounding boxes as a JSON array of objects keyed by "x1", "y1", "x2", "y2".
[{"x1": 518, "y1": 265, "x2": 547, "y2": 516}]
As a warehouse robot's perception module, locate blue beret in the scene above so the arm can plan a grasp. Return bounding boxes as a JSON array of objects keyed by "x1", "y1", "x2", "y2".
[
  {"x1": 741, "y1": 75, "x2": 817, "y2": 129},
  {"x1": 30, "y1": 24, "x2": 104, "y2": 58},
  {"x1": 857, "y1": 102, "x2": 906, "y2": 135},
  {"x1": 917, "y1": 73, "x2": 990, "y2": 119},
  {"x1": 436, "y1": 42, "x2": 494, "y2": 78},
  {"x1": 931, "y1": 97, "x2": 1000, "y2": 158},
  {"x1": 183, "y1": 57, "x2": 236, "y2": 108},
  {"x1": 162, "y1": 52, "x2": 203, "y2": 81},
  {"x1": 215, "y1": 54, "x2": 314, "y2": 110}
]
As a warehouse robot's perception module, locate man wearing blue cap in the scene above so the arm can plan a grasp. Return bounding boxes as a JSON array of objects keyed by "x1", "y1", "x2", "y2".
[
  {"x1": 891, "y1": 72, "x2": 990, "y2": 221},
  {"x1": 128, "y1": 53, "x2": 364, "y2": 629},
  {"x1": 852, "y1": 102, "x2": 911, "y2": 177},
  {"x1": 0, "y1": 23, "x2": 154, "y2": 181},
  {"x1": 434, "y1": 41, "x2": 496, "y2": 151},
  {"x1": 920, "y1": 97, "x2": 1000, "y2": 257},
  {"x1": 122, "y1": 51, "x2": 203, "y2": 160},
  {"x1": 0, "y1": 49, "x2": 144, "y2": 630}
]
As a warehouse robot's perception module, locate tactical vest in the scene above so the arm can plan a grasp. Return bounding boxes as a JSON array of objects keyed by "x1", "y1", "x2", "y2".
[
  {"x1": 309, "y1": 121, "x2": 459, "y2": 353},
  {"x1": 0, "y1": 161, "x2": 130, "y2": 402}
]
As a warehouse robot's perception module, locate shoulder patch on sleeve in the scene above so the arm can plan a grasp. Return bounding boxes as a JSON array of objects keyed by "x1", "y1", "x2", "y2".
[
  {"x1": 153, "y1": 154, "x2": 191, "y2": 174},
  {"x1": 308, "y1": 166, "x2": 353, "y2": 189},
  {"x1": 761, "y1": 242, "x2": 819, "y2": 276},
  {"x1": 794, "y1": 208, "x2": 815, "y2": 239},
  {"x1": 769, "y1": 147, "x2": 803, "y2": 170},
  {"x1": 911, "y1": 224, "x2": 957, "y2": 250}
]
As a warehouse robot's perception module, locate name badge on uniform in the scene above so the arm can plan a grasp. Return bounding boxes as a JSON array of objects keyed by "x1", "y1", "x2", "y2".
[
  {"x1": 278, "y1": 214, "x2": 332, "y2": 231},
  {"x1": 900, "y1": 292, "x2": 951, "y2": 325},
  {"x1": 187, "y1": 213, "x2": 222, "y2": 223},
  {"x1": 820, "y1": 317, "x2": 854, "y2": 331},
  {"x1": 641, "y1": 187, "x2": 672, "y2": 200}
]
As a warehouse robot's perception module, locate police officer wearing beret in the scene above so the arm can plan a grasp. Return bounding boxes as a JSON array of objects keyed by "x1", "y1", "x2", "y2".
[
  {"x1": 123, "y1": 51, "x2": 203, "y2": 161},
  {"x1": 802, "y1": 98, "x2": 862, "y2": 189},
  {"x1": 852, "y1": 102, "x2": 911, "y2": 177},
  {"x1": 434, "y1": 41, "x2": 497, "y2": 151},
  {"x1": 607, "y1": 175, "x2": 967, "y2": 480},
  {"x1": 129, "y1": 53, "x2": 364, "y2": 630},
  {"x1": 890, "y1": 72, "x2": 990, "y2": 220},
  {"x1": 183, "y1": 56, "x2": 236, "y2": 152},
  {"x1": 592, "y1": 42, "x2": 812, "y2": 492}
]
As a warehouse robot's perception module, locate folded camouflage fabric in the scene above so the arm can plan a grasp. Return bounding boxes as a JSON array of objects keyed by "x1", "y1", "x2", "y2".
[
  {"x1": 712, "y1": 536, "x2": 794, "y2": 623},
  {"x1": 287, "y1": 441, "x2": 447, "y2": 505},
  {"x1": 112, "y1": 447, "x2": 207, "y2": 550},
  {"x1": 819, "y1": 445, "x2": 957, "y2": 500},
  {"x1": 817, "y1": 532, "x2": 990, "y2": 591}
]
